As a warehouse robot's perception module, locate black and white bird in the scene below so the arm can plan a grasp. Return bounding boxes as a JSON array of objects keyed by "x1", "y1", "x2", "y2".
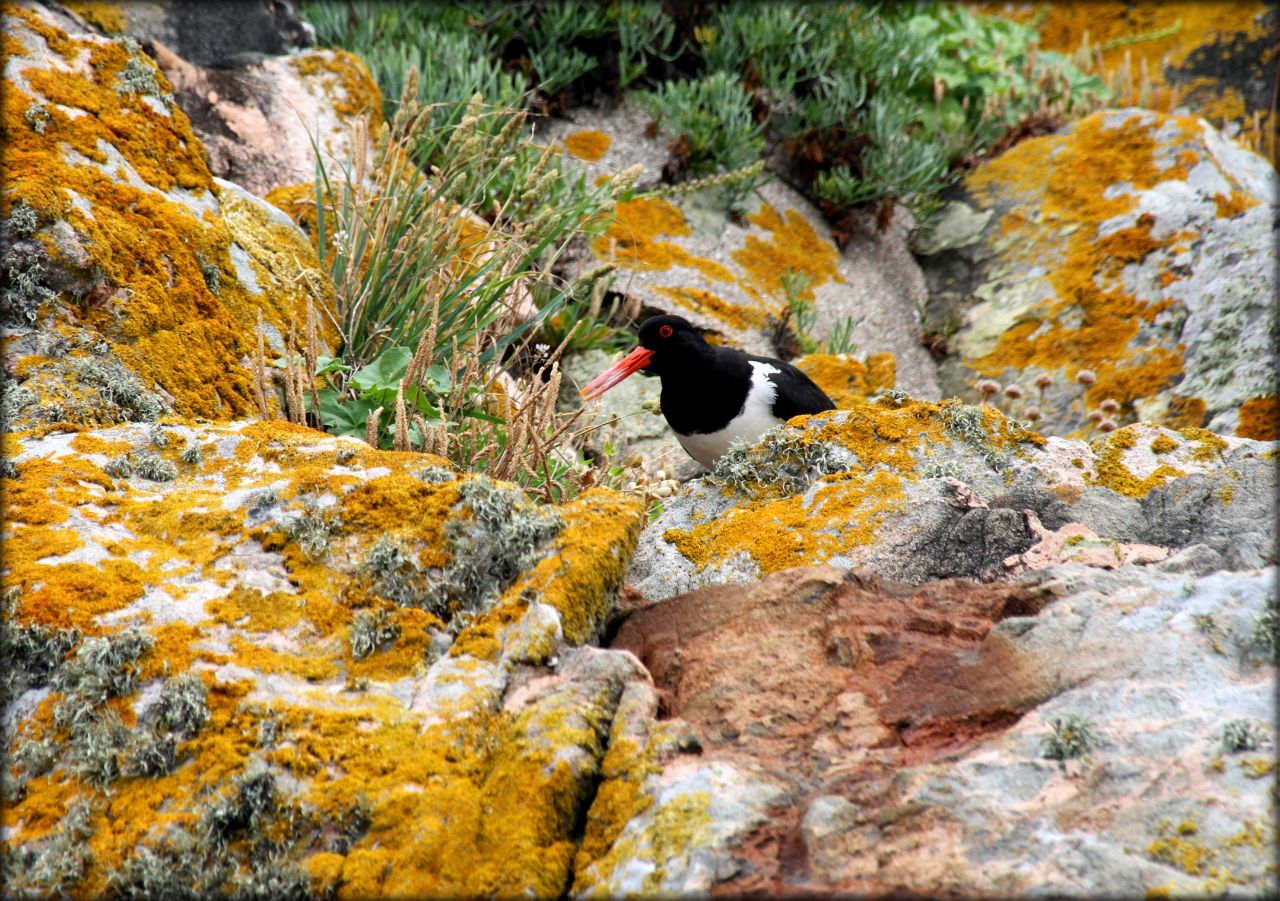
[{"x1": 579, "y1": 314, "x2": 836, "y2": 468}]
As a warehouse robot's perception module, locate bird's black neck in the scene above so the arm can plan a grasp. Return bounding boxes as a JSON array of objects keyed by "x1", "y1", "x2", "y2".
[{"x1": 656, "y1": 345, "x2": 752, "y2": 435}]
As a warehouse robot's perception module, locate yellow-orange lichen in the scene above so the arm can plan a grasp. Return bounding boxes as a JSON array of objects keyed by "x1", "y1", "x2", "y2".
[
  {"x1": 963, "y1": 111, "x2": 1240, "y2": 422},
  {"x1": 733, "y1": 203, "x2": 844, "y2": 305},
  {"x1": 592, "y1": 196, "x2": 734, "y2": 283},
  {"x1": 290, "y1": 50, "x2": 383, "y2": 128},
  {"x1": 1236, "y1": 396, "x2": 1278, "y2": 440},
  {"x1": 564, "y1": 129, "x2": 612, "y2": 162}
]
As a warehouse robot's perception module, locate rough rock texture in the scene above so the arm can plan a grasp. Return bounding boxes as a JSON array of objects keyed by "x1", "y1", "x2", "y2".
[
  {"x1": 150, "y1": 41, "x2": 382, "y2": 197},
  {"x1": 60, "y1": 0, "x2": 315, "y2": 66},
  {"x1": 982, "y1": 0, "x2": 1278, "y2": 141},
  {"x1": 542, "y1": 102, "x2": 941, "y2": 398},
  {"x1": 1, "y1": 4, "x2": 338, "y2": 430},
  {"x1": 628, "y1": 397, "x2": 1276, "y2": 601},
  {"x1": 608, "y1": 562, "x2": 1276, "y2": 896},
  {"x1": 917, "y1": 108, "x2": 1277, "y2": 439},
  {"x1": 1, "y1": 419, "x2": 665, "y2": 897}
]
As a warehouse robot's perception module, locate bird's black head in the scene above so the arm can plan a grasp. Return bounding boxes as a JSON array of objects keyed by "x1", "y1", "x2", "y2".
[
  {"x1": 579, "y1": 314, "x2": 716, "y2": 400},
  {"x1": 634, "y1": 315, "x2": 711, "y2": 374}
]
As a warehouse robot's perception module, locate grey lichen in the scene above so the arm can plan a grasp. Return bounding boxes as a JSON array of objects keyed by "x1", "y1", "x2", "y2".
[
  {"x1": 197, "y1": 254, "x2": 221, "y2": 296},
  {"x1": 4, "y1": 798, "x2": 96, "y2": 893},
  {"x1": 282, "y1": 509, "x2": 340, "y2": 561},
  {"x1": 1250, "y1": 593, "x2": 1277, "y2": 658},
  {"x1": 7, "y1": 201, "x2": 39, "y2": 237},
  {"x1": 416, "y1": 465, "x2": 456, "y2": 484},
  {"x1": 1221, "y1": 719, "x2": 1269, "y2": 753},
  {"x1": 104, "y1": 450, "x2": 177, "y2": 482},
  {"x1": 361, "y1": 536, "x2": 439, "y2": 613},
  {"x1": 113, "y1": 38, "x2": 174, "y2": 105},
  {"x1": 148, "y1": 425, "x2": 169, "y2": 448},
  {"x1": 180, "y1": 439, "x2": 203, "y2": 465},
  {"x1": 69, "y1": 358, "x2": 166, "y2": 422},
  {"x1": 0, "y1": 589, "x2": 81, "y2": 710},
  {"x1": 349, "y1": 608, "x2": 401, "y2": 660},
  {"x1": 1, "y1": 242, "x2": 57, "y2": 325},
  {"x1": 436, "y1": 479, "x2": 563, "y2": 616},
  {"x1": 943, "y1": 400, "x2": 1009, "y2": 470},
  {"x1": 2, "y1": 382, "x2": 37, "y2": 429},
  {"x1": 23, "y1": 102, "x2": 50, "y2": 134},
  {"x1": 709, "y1": 426, "x2": 848, "y2": 496}
]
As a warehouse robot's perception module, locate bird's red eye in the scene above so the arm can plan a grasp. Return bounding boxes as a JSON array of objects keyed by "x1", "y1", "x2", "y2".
[{"x1": 659, "y1": 324, "x2": 674, "y2": 338}]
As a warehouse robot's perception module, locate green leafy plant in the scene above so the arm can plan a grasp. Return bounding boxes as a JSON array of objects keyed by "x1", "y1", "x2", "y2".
[
  {"x1": 640, "y1": 71, "x2": 767, "y2": 213},
  {"x1": 1042, "y1": 713, "x2": 1095, "y2": 761}
]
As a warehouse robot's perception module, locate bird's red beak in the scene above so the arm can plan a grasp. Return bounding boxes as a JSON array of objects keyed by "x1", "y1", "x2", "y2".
[{"x1": 579, "y1": 346, "x2": 654, "y2": 400}]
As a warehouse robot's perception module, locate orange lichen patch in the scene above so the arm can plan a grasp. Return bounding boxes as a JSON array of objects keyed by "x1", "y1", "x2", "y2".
[
  {"x1": 347, "y1": 608, "x2": 439, "y2": 681},
  {"x1": 60, "y1": 0, "x2": 125, "y2": 32},
  {"x1": 1, "y1": 10, "x2": 335, "y2": 422},
  {"x1": 865, "y1": 353, "x2": 896, "y2": 393},
  {"x1": 1150, "y1": 433, "x2": 1180, "y2": 454},
  {"x1": 653, "y1": 285, "x2": 766, "y2": 330},
  {"x1": 501, "y1": 489, "x2": 645, "y2": 645},
  {"x1": 591, "y1": 197, "x2": 734, "y2": 282},
  {"x1": 1087, "y1": 425, "x2": 1187, "y2": 498},
  {"x1": 1236, "y1": 396, "x2": 1279, "y2": 440},
  {"x1": 976, "y1": 1, "x2": 1274, "y2": 151},
  {"x1": 1165, "y1": 395, "x2": 1208, "y2": 430},
  {"x1": 17, "y1": 560, "x2": 146, "y2": 631},
  {"x1": 1214, "y1": 189, "x2": 1259, "y2": 219},
  {"x1": 69, "y1": 433, "x2": 134, "y2": 456},
  {"x1": 290, "y1": 49, "x2": 383, "y2": 127},
  {"x1": 1179, "y1": 427, "x2": 1229, "y2": 462},
  {"x1": 564, "y1": 129, "x2": 612, "y2": 162},
  {"x1": 205, "y1": 586, "x2": 312, "y2": 632},
  {"x1": 339, "y1": 472, "x2": 461, "y2": 571},
  {"x1": 666, "y1": 469, "x2": 906, "y2": 575},
  {"x1": 965, "y1": 112, "x2": 1218, "y2": 415},
  {"x1": 733, "y1": 204, "x2": 844, "y2": 305},
  {"x1": 230, "y1": 634, "x2": 340, "y2": 682},
  {"x1": 795, "y1": 354, "x2": 870, "y2": 408},
  {"x1": 810, "y1": 398, "x2": 946, "y2": 473},
  {"x1": 4, "y1": 524, "x2": 82, "y2": 565},
  {"x1": 5, "y1": 455, "x2": 113, "y2": 525}
]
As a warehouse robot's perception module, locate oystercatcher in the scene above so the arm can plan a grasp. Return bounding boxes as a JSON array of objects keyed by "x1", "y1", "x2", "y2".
[{"x1": 579, "y1": 314, "x2": 836, "y2": 467}]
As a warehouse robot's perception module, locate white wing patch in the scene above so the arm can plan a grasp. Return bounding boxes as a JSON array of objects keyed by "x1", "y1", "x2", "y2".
[{"x1": 676, "y1": 361, "x2": 783, "y2": 468}]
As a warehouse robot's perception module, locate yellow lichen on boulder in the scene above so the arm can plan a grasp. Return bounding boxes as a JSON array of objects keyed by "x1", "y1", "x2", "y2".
[
  {"x1": 2, "y1": 419, "x2": 648, "y2": 898},
  {"x1": 1, "y1": 5, "x2": 337, "y2": 427}
]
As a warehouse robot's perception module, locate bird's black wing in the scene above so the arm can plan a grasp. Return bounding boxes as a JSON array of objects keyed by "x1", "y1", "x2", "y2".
[{"x1": 746, "y1": 354, "x2": 837, "y2": 420}]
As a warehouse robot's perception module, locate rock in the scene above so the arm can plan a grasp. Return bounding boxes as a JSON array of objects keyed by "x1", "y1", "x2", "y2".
[
  {"x1": 1, "y1": 4, "x2": 340, "y2": 429},
  {"x1": 608, "y1": 561, "x2": 1276, "y2": 896},
  {"x1": 2, "y1": 419, "x2": 650, "y2": 897},
  {"x1": 1007, "y1": 2, "x2": 1278, "y2": 139},
  {"x1": 150, "y1": 41, "x2": 382, "y2": 197},
  {"x1": 58, "y1": 0, "x2": 315, "y2": 66},
  {"x1": 627, "y1": 397, "x2": 1276, "y2": 601},
  {"x1": 541, "y1": 102, "x2": 941, "y2": 398},
  {"x1": 917, "y1": 109, "x2": 1278, "y2": 439}
]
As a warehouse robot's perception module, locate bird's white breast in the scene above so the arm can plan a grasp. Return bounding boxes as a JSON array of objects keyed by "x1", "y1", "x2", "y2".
[{"x1": 676, "y1": 361, "x2": 782, "y2": 468}]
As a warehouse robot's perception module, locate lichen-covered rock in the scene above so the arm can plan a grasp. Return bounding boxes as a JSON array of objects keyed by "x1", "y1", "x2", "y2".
[
  {"x1": 608, "y1": 561, "x2": 1276, "y2": 897},
  {"x1": 60, "y1": 0, "x2": 315, "y2": 66},
  {"x1": 627, "y1": 397, "x2": 1276, "y2": 601},
  {"x1": 541, "y1": 103, "x2": 941, "y2": 398},
  {"x1": 917, "y1": 108, "x2": 1277, "y2": 440},
  {"x1": 151, "y1": 40, "x2": 381, "y2": 197},
  {"x1": 981, "y1": 0, "x2": 1278, "y2": 143},
  {"x1": 1, "y1": 418, "x2": 653, "y2": 897},
  {"x1": 1, "y1": 3, "x2": 338, "y2": 430}
]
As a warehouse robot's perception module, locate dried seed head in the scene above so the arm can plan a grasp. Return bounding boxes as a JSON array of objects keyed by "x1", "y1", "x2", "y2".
[
  {"x1": 976, "y1": 379, "x2": 1001, "y2": 397},
  {"x1": 1003, "y1": 385, "x2": 1025, "y2": 400},
  {"x1": 1035, "y1": 374, "x2": 1054, "y2": 389},
  {"x1": 1088, "y1": 410, "x2": 1105, "y2": 423},
  {"x1": 1075, "y1": 369, "x2": 1097, "y2": 386},
  {"x1": 1098, "y1": 418, "x2": 1117, "y2": 432},
  {"x1": 1099, "y1": 398, "x2": 1121, "y2": 413},
  {"x1": 1025, "y1": 406, "x2": 1041, "y2": 421}
]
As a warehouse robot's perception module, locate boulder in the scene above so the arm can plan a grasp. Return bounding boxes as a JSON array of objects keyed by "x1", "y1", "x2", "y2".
[
  {"x1": 57, "y1": 0, "x2": 315, "y2": 66},
  {"x1": 150, "y1": 41, "x2": 382, "y2": 197},
  {"x1": 627, "y1": 397, "x2": 1276, "y2": 601},
  {"x1": 607, "y1": 560, "x2": 1276, "y2": 896},
  {"x1": 541, "y1": 102, "x2": 942, "y2": 398},
  {"x1": 2, "y1": 419, "x2": 657, "y2": 897},
  {"x1": 917, "y1": 108, "x2": 1277, "y2": 439},
  {"x1": 1, "y1": 4, "x2": 338, "y2": 430}
]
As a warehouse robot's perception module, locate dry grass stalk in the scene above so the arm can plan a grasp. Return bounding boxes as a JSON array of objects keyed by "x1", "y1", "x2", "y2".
[
  {"x1": 252, "y1": 310, "x2": 270, "y2": 419},
  {"x1": 365, "y1": 406, "x2": 383, "y2": 447}
]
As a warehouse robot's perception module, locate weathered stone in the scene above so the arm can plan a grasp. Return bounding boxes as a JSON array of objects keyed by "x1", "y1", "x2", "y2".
[
  {"x1": 151, "y1": 41, "x2": 381, "y2": 197},
  {"x1": 917, "y1": 109, "x2": 1277, "y2": 440},
  {"x1": 1, "y1": 4, "x2": 339, "y2": 429},
  {"x1": 541, "y1": 101, "x2": 942, "y2": 398},
  {"x1": 2, "y1": 419, "x2": 649, "y2": 897},
  {"x1": 627, "y1": 398, "x2": 1276, "y2": 601},
  {"x1": 607, "y1": 561, "x2": 1276, "y2": 896}
]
